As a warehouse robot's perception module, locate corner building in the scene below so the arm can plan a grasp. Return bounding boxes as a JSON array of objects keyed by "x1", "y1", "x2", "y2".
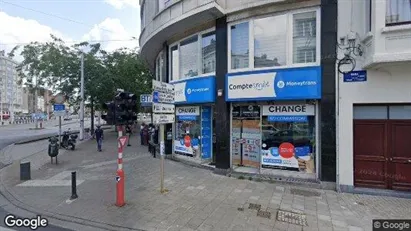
[
  {"x1": 337, "y1": 0, "x2": 411, "y2": 195},
  {"x1": 139, "y1": 0, "x2": 337, "y2": 183}
]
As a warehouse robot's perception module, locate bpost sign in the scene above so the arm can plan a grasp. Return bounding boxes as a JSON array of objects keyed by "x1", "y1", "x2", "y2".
[
  {"x1": 226, "y1": 66, "x2": 321, "y2": 101},
  {"x1": 140, "y1": 94, "x2": 152, "y2": 107},
  {"x1": 173, "y1": 76, "x2": 215, "y2": 104}
]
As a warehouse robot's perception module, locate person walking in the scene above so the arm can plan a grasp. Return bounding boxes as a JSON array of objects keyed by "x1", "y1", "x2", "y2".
[
  {"x1": 140, "y1": 122, "x2": 145, "y2": 145},
  {"x1": 95, "y1": 125, "x2": 104, "y2": 152}
]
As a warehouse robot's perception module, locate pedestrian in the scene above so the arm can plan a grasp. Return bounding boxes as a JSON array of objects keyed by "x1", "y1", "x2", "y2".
[
  {"x1": 140, "y1": 122, "x2": 145, "y2": 145},
  {"x1": 95, "y1": 125, "x2": 104, "y2": 152},
  {"x1": 143, "y1": 124, "x2": 149, "y2": 145}
]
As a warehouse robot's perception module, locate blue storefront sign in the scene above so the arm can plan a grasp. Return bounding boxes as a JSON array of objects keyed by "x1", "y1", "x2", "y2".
[
  {"x1": 140, "y1": 94, "x2": 152, "y2": 106},
  {"x1": 343, "y1": 70, "x2": 367, "y2": 82},
  {"x1": 225, "y1": 66, "x2": 322, "y2": 101},
  {"x1": 173, "y1": 76, "x2": 215, "y2": 104},
  {"x1": 201, "y1": 106, "x2": 212, "y2": 159},
  {"x1": 267, "y1": 116, "x2": 308, "y2": 122}
]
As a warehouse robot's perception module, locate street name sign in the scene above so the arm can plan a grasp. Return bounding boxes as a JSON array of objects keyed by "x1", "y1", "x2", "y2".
[
  {"x1": 152, "y1": 80, "x2": 175, "y2": 125},
  {"x1": 153, "y1": 103, "x2": 175, "y2": 114},
  {"x1": 53, "y1": 104, "x2": 65, "y2": 117},
  {"x1": 153, "y1": 114, "x2": 175, "y2": 124}
]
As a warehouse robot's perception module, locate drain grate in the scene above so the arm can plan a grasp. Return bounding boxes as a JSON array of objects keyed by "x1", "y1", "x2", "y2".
[
  {"x1": 248, "y1": 203, "x2": 261, "y2": 211},
  {"x1": 290, "y1": 188, "x2": 321, "y2": 197},
  {"x1": 257, "y1": 210, "x2": 271, "y2": 219},
  {"x1": 237, "y1": 207, "x2": 244, "y2": 211},
  {"x1": 276, "y1": 210, "x2": 307, "y2": 226}
]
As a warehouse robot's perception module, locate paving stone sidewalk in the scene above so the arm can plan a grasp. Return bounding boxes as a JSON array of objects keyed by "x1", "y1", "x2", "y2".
[{"x1": 1, "y1": 131, "x2": 411, "y2": 231}]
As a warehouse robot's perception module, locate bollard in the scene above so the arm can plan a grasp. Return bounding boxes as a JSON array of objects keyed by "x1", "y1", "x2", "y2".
[
  {"x1": 70, "y1": 171, "x2": 78, "y2": 200},
  {"x1": 20, "y1": 162, "x2": 31, "y2": 181}
]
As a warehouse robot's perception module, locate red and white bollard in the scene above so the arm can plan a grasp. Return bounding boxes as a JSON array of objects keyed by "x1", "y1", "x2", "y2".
[{"x1": 116, "y1": 125, "x2": 126, "y2": 207}]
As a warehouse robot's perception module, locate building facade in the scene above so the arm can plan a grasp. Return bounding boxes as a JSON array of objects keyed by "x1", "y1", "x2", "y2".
[
  {"x1": 0, "y1": 51, "x2": 23, "y2": 121},
  {"x1": 140, "y1": 0, "x2": 337, "y2": 183},
  {"x1": 337, "y1": 0, "x2": 411, "y2": 194}
]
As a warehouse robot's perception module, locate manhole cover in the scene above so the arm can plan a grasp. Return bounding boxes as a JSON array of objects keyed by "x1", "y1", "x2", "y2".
[
  {"x1": 290, "y1": 188, "x2": 321, "y2": 197},
  {"x1": 276, "y1": 210, "x2": 307, "y2": 226},
  {"x1": 248, "y1": 203, "x2": 261, "y2": 211},
  {"x1": 257, "y1": 210, "x2": 271, "y2": 219}
]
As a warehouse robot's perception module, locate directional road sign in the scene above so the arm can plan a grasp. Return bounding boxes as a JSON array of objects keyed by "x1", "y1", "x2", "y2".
[
  {"x1": 152, "y1": 80, "x2": 174, "y2": 93},
  {"x1": 53, "y1": 104, "x2": 66, "y2": 117},
  {"x1": 153, "y1": 103, "x2": 175, "y2": 114},
  {"x1": 153, "y1": 114, "x2": 175, "y2": 124}
]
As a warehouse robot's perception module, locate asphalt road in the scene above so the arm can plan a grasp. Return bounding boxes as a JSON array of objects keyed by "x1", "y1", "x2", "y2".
[{"x1": 0, "y1": 119, "x2": 92, "y2": 231}]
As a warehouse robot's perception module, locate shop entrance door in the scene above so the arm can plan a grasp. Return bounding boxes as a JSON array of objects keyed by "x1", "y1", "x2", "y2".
[
  {"x1": 232, "y1": 105, "x2": 261, "y2": 168},
  {"x1": 353, "y1": 105, "x2": 411, "y2": 191}
]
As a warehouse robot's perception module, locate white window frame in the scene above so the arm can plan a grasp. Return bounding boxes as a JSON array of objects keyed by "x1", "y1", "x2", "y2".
[
  {"x1": 227, "y1": 7, "x2": 321, "y2": 73},
  {"x1": 168, "y1": 27, "x2": 216, "y2": 83},
  {"x1": 155, "y1": 51, "x2": 163, "y2": 81}
]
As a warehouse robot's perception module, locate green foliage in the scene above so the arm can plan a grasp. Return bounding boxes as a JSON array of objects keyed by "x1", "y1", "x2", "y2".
[{"x1": 15, "y1": 34, "x2": 153, "y2": 111}]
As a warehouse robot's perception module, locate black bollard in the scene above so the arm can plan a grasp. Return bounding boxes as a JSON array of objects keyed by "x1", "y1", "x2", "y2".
[
  {"x1": 70, "y1": 171, "x2": 78, "y2": 200},
  {"x1": 20, "y1": 162, "x2": 31, "y2": 181},
  {"x1": 127, "y1": 134, "x2": 131, "y2": 146}
]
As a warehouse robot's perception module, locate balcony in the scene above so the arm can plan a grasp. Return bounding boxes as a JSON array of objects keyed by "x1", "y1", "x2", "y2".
[
  {"x1": 139, "y1": 0, "x2": 225, "y2": 69},
  {"x1": 361, "y1": 0, "x2": 411, "y2": 69}
]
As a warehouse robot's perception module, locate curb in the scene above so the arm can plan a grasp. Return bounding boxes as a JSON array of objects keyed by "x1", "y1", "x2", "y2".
[{"x1": 0, "y1": 138, "x2": 145, "y2": 231}]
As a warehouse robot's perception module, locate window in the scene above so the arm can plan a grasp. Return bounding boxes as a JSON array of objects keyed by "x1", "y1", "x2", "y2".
[
  {"x1": 293, "y1": 11, "x2": 316, "y2": 64},
  {"x1": 230, "y1": 22, "x2": 249, "y2": 69},
  {"x1": 386, "y1": 0, "x2": 411, "y2": 25},
  {"x1": 155, "y1": 52, "x2": 164, "y2": 81},
  {"x1": 169, "y1": 29, "x2": 216, "y2": 82},
  {"x1": 228, "y1": 9, "x2": 319, "y2": 71},
  {"x1": 141, "y1": 3, "x2": 145, "y2": 29},
  {"x1": 202, "y1": 32, "x2": 216, "y2": 74},
  {"x1": 365, "y1": 0, "x2": 372, "y2": 32},
  {"x1": 170, "y1": 46, "x2": 179, "y2": 81},
  {"x1": 179, "y1": 36, "x2": 198, "y2": 78},
  {"x1": 254, "y1": 15, "x2": 287, "y2": 68}
]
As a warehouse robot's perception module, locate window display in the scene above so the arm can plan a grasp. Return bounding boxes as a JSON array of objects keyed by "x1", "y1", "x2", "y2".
[
  {"x1": 261, "y1": 104, "x2": 316, "y2": 173},
  {"x1": 174, "y1": 106, "x2": 201, "y2": 158}
]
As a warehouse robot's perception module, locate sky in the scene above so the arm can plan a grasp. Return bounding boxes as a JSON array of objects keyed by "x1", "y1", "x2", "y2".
[{"x1": 0, "y1": 0, "x2": 141, "y2": 61}]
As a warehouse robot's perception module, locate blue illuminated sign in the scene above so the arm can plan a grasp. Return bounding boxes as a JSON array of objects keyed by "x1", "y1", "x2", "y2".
[
  {"x1": 201, "y1": 106, "x2": 212, "y2": 159},
  {"x1": 226, "y1": 66, "x2": 321, "y2": 101},
  {"x1": 140, "y1": 94, "x2": 152, "y2": 106},
  {"x1": 178, "y1": 115, "x2": 197, "y2": 121},
  {"x1": 173, "y1": 76, "x2": 215, "y2": 104}
]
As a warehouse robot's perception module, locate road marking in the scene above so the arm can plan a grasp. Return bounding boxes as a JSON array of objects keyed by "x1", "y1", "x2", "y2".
[
  {"x1": 47, "y1": 171, "x2": 72, "y2": 180},
  {"x1": 16, "y1": 180, "x2": 84, "y2": 187}
]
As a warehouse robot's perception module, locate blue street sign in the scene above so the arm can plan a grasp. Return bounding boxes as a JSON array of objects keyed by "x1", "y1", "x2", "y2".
[
  {"x1": 140, "y1": 94, "x2": 152, "y2": 107},
  {"x1": 343, "y1": 70, "x2": 367, "y2": 82},
  {"x1": 53, "y1": 104, "x2": 65, "y2": 111},
  {"x1": 152, "y1": 91, "x2": 159, "y2": 103}
]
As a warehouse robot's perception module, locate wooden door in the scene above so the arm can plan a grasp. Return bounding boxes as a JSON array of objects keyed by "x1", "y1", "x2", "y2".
[
  {"x1": 353, "y1": 120, "x2": 389, "y2": 189},
  {"x1": 389, "y1": 121, "x2": 411, "y2": 191}
]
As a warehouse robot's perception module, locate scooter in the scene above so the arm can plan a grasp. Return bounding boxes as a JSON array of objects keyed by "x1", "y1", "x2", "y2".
[{"x1": 60, "y1": 129, "x2": 77, "y2": 150}]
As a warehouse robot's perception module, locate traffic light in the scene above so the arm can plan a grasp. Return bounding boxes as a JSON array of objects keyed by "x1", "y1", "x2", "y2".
[
  {"x1": 113, "y1": 91, "x2": 138, "y2": 125},
  {"x1": 101, "y1": 101, "x2": 115, "y2": 124}
]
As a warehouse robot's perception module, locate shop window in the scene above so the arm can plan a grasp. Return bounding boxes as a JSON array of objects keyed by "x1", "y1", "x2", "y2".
[
  {"x1": 254, "y1": 15, "x2": 287, "y2": 68},
  {"x1": 202, "y1": 32, "x2": 216, "y2": 74},
  {"x1": 230, "y1": 22, "x2": 249, "y2": 70},
  {"x1": 174, "y1": 106, "x2": 202, "y2": 158},
  {"x1": 353, "y1": 106, "x2": 388, "y2": 119},
  {"x1": 260, "y1": 104, "x2": 316, "y2": 173},
  {"x1": 293, "y1": 11, "x2": 317, "y2": 64},
  {"x1": 386, "y1": 0, "x2": 411, "y2": 25}
]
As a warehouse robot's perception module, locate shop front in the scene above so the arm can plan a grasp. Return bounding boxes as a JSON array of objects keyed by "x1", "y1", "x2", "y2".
[
  {"x1": 226, "y1": 66, "x2": 321, "y2": 178},
  {"x1": 172, "y1": 76, "x2": 215, "y2": 164}
]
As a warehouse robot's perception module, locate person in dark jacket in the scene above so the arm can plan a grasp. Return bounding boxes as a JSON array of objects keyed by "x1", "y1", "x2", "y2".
[{"x1": 95, "y1": 125, "x2": 104, "y2": 152}]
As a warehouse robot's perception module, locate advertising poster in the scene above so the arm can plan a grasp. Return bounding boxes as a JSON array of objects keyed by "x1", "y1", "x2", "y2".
[
  {"x1": 261, "y1": 142, "x2": 315, "y2": 173},
  {"x1": 174, "y1": 106, "x2": 201, "y2": 156},
  {"x1": 231, "y1": 120, "x2": 242, "y2": 166},
  {"x1": 201, "y1": 106, "x2": 212, "y2": 159},
  {"x1": 241, "y1": 120, "x2": 261, "y2": 168}
]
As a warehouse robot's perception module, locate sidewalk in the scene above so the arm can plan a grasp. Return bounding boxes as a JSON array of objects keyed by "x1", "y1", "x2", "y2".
[{"x1": 0, "y1": 131, "x2": 411, "y2": 231}]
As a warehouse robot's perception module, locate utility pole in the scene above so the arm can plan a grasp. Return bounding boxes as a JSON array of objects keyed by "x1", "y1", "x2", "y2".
[{"x1": 79, "y1": 53, "x2": 85, "y2": 141}]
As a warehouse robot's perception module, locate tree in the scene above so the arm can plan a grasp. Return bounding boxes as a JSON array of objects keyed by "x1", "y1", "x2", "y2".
[{"x1": 16, "y1": 34, "x2": 153, "y2": 130}]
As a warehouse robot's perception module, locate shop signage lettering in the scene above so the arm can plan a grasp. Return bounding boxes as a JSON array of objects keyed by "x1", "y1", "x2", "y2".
[
  {"x1": 262, "y1": 104, "x2": 315, "y2": 116},
  {"x1": 228, "y1": 81, "x2": 270, "y2": 91},
  {"x1": 176, "y1": 106, "x2": 200, "y2": 116}
]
